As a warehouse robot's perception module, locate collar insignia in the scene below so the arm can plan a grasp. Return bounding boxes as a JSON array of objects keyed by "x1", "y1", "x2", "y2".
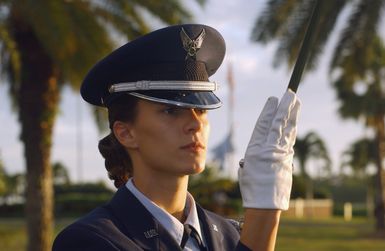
[
  {"x1": 180, "y1": 27, "x2": 206, "y2": 60},
  {"x1": 143, "y1": 228, "x2": 158, "y2": 238},
  {"x1": 212, "y1": 224, "x2": 218, "y2": 232}
]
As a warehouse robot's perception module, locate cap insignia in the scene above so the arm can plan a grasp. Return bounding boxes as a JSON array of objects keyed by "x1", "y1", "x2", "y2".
[{"x1": 180, "y1": 27, "x2": 206, "y2": 60}]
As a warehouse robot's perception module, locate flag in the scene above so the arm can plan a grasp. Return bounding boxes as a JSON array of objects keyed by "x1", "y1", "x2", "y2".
[
  {"x1": 211, "y1": 129, "x2": 235, "y2": 170},
  {"x1": 211, "y1": 62, "x2": 237, "y2": 175}
]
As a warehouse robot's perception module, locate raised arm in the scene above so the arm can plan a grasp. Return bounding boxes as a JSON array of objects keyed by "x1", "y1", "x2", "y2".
[{"x1": 238, "y1": 90, "x2": 301, "y2": 251}]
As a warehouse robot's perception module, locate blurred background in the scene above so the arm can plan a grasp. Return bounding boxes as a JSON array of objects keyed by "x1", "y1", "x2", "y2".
[{"x1": 0, "y1": 0, "x2": 385, "y2": 250}]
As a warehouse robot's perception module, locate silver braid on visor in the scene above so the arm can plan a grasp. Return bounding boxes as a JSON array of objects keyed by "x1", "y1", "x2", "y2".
[
  {"x1": 127, "y1": 92, "x2": 222, "y2": 109},
  {"x1": 108, "y1": 80, "x2": 219, "y2": 93}
]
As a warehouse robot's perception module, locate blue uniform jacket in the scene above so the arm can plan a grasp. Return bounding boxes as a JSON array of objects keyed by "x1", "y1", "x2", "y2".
[{"x1": 52, "y1": 186, "x2": 248, "y2": 251}]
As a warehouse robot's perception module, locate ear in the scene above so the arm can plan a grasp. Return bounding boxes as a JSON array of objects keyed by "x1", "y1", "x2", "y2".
[{"x1": 112, "y1": 121, "x2": 138, "y2": 148}]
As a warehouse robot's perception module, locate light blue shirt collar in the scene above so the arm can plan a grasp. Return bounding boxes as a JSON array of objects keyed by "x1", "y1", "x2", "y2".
[{"x1": 125, "y1": 179, "x2": 205, "y2": 248}]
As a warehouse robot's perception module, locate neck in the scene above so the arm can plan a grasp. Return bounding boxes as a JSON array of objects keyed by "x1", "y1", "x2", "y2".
[{"x1": 132, "y1": 172, "x2": 189, "y2": 222}]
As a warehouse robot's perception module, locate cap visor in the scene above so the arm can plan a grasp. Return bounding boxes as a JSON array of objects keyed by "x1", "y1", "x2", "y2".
[{"x1": 128, "y1": 90, "x2": 222, "y2": 109}]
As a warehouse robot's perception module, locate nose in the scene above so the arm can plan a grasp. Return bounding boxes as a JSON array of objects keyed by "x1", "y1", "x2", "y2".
[{"x1": 183, "y1": 109, "x2": 205, "y2": 133}]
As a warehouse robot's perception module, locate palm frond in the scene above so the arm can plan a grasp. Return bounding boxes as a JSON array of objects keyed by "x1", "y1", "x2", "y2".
[
  {"x1": 251, "y1": 0, "x2": 303, "y2": 43},
  {"x1": 332, "y1": 34, "x2": 385, "y2": 122},
  {"x1": 273, "y1": 0, "x2": 315, "y2": 68},
  {"x1": 303, "y1": 0, "x2": 348, "y2": 70},
  {"x1": 294, "y1": 131, "x2": 331, "y2": 176},
  {"x1": 332, "y1": 0, "x2": 385, "y2": 70},
  {"x1": 0, "y1": 0, "x2": 203, "y2": 131},
  {"x1": 0, "y1": 21, "x2": 20, "y2": 107},
  {"x1": 94, "y1": 0, "x2": 150, "y2": 38},
  {"x1": 131, "y1": 0, "x2": 192, "y2": 24},
  {"x1": 275, "y1": 0, "x2": 348, "y2": 70},
  {"x1": 14, "y1": 0, "x2": 114, "y2": 86},
  {"x1": 252, "y1": 0, "x2": 348, "y2": 72},
  {"x1": 341, "y1": 138, "x2": 377, "y2": 174}
]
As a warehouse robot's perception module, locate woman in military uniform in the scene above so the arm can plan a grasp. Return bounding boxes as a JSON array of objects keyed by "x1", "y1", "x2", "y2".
[{"x1": 53, "y1": 24, "x2": 300, "y2": 251}]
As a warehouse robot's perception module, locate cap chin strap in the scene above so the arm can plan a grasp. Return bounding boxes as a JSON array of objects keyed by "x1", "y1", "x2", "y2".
[{"x1": 108, "y1": 80, "x2": 218, "y2": 93}]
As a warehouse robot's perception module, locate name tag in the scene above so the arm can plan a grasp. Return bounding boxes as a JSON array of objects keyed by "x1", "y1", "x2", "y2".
[{"x1": 144, "y1": 229, "x2": 159, "y2": 238}]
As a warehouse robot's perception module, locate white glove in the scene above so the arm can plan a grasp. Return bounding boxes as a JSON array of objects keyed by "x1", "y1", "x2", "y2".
[{"x1": 238, "y1": 90, "x2": 301, "y2": 210}]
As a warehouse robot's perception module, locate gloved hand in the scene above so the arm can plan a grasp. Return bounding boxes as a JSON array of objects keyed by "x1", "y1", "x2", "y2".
[{"x1": 238, "y1": 90, "x2": 301, "y2": 210}]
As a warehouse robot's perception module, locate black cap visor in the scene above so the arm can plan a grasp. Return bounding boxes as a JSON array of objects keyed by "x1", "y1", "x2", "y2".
[{"x1": 128, "y1": 90, "x2": 222, "y2": 109}]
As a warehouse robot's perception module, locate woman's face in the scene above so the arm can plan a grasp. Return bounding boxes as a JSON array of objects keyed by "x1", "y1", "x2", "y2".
[{"x1": 127, "y1": 99, "x2": 210, "y2": 177}]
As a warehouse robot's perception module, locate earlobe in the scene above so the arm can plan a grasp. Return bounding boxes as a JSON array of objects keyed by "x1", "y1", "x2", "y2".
[{"x1": 112, "y1": 121, "x2": 138, "y2": 148}]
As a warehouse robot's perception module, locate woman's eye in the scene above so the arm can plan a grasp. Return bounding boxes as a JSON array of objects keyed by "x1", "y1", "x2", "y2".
[
  {"x1": 161, "y1": 106, "x2": 207, "y2": 116},
  {"x1": 196, "y1": 109, "x2": 208, "y2": 115},
  {"x1": 163, "y1": 107, "x2": 179, "y2": 115}
]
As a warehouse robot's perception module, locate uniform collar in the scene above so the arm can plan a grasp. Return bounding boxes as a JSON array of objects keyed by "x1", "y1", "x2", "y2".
[
  {"x1": 125, "y1": 178, "x2": 204, "y2": 246},
  {"x1": 107, "y1": 185, "x2": 181, "y2": 251},
  {"x1": 107, "y1": 185, "x2": 230, "y2": 251}
]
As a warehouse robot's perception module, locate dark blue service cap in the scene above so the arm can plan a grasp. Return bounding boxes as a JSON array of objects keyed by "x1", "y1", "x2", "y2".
[{"x1": 81, "y1": 24, "x2": 226, "y2": 109}]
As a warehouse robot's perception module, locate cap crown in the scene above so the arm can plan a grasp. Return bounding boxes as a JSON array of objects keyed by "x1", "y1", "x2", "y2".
[{"x1": 81, "y1": 24, "x2": 226, "y2": 107}]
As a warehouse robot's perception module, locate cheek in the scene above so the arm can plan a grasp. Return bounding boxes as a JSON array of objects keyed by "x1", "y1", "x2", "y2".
[
  {"x1": 203, "y1": 120, "x2": 210, "y2": 144},
  {"x1": 136, "y1": 122, "x2": 179, "y2": 154}
]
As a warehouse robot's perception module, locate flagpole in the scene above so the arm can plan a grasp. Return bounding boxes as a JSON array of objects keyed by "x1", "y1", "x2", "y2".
[{"x1": 227, "y1": 62, "x2": 236, "y2": 178}]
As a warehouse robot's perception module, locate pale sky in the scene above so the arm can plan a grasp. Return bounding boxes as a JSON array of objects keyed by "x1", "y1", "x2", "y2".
[{"x1": 0, "y1": 0, "x2": 365, "y2": 184}]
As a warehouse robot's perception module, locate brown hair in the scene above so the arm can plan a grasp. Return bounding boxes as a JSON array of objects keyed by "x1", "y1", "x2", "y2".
[{"x1": 98, "y1": 94, "x2": 139, "y2": 188}]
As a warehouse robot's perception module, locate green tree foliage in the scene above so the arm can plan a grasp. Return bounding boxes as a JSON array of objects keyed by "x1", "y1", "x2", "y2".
[
  {"x1": 341, "y1": 138, "x2": 377, "y2": 176},
  {"x1": 252, "y1": 0, "x2": 385, "y2": 233},
  {"x1": 0, "y1": 1, "x2": 203, "y2": 250},
  {"x1": 341, "y1": 137, "x2": 378, "y2": 217},
  {"x1": 251, "y1": 0, "x2": 348, "y2": 70},
  {"x1": 0, "y1": 153, "x2": 25, "y2": 209},
  {"x1": 54, "y1": 181, "x2": 114, "y2": 217},
  {"x1": 189, "y1": 166, "x2": 242, "y2": 217},
  {"x1": 332, "y1": 35, "x2": 385, "y2": 231},
  {"x1": 0, "y1": 152, "x2": 24, "y2": 200},
  {"x1": 0, "y1": 154, "x2": 6, "y2": 196},
  {"x1": 294, "y1": 131, "x2": 331, "y2": 199},
  {"x1": 52, "y1": 162, "x2": 70, "y2": 186},
  {"x1": 295, "y1": 131, "x2": 331, "y2": 176}
]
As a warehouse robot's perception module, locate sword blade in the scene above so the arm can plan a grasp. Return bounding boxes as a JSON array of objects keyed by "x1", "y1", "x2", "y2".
[{"x1": 287, "y1": 0, "x2": 322, "y2": 93}]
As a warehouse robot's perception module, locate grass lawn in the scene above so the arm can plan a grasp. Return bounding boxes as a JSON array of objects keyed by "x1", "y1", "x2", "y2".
[
  {"x1": 0, "y1": 218, "x2": 74, "y2": 250},
  {"x1": 0, "y1": 217, "x2": 385, "y2": 250},
  {"x1": 276, "y1": 217, "x2": 385, "y2": 251}
]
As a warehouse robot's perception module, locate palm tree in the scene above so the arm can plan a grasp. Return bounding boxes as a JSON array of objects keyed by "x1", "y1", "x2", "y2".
[
  {"x1": 341, "y1": 138, "x2": 377, "y2": 177},
  {"x1": 294, "y1": 131, "x2": 331, "y2": 199},
  {"x1": 333, "y1": 34, "x2": 385, "y2": 230},
  {"x1": 0, "y1": 1, "x2": 201, "y2": 250},
  {"x1": 341, "y1": 138, "x2": 377, "y2": 218},
  {"x1": 52, "y1": 162, "x2": 70, "y2": 186},
  {"x1": 0, "y1": 153, "x2": 6, "y2": 196},
  {"x1": 251, "y1": 0, "x2": 385, "y2": 232}
]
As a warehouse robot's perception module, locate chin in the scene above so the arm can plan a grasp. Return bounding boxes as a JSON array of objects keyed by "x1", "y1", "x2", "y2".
[
  {"x1": 190, "y1": 161, "x2": 206, "y2": 174},
  {"x1": 179, "y1": 161, "x2": 205, "y2": 175},
  {"x1": 194, "y1": 165, "x2": 205, "y2": 174}
]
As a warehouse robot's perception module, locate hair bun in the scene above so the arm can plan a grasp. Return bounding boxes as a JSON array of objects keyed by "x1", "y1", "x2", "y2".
[{"x1": 98, "y1": 133, "x2": 132, "y2": 188}]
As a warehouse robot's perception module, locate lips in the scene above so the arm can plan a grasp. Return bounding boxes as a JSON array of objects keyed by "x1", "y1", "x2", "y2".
[{"x1": 180, "y1": 142, "x2": 205, "y2": 152}]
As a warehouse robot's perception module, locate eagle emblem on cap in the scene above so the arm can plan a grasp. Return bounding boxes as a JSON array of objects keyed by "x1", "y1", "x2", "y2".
[{"x1": 180, "y1": 27, "x2": 206, "y2": 60}]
